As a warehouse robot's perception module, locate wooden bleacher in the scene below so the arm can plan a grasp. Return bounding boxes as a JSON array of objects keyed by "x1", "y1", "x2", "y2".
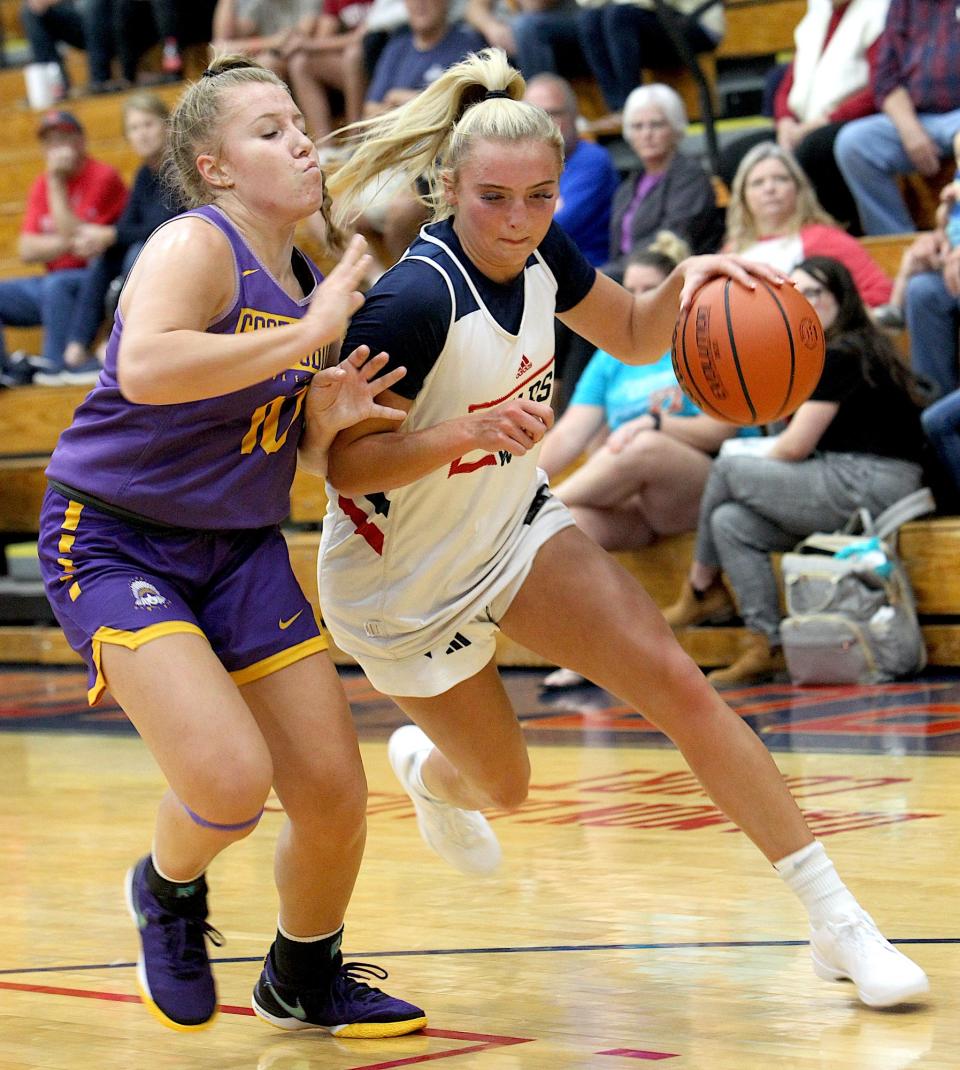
[
  {"x1": 717, "y1": 0, "x2": 804, "y2": 62},
  {"x1": 3, "y1": 381, "x2": 960, "y2": 671}
]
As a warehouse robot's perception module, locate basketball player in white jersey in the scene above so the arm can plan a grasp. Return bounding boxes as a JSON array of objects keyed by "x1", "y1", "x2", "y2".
[{"x1": 317, "y1": 49, "x2": 929, "y2": 1010}]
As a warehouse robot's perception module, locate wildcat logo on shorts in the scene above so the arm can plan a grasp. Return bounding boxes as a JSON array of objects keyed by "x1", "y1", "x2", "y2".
[{"x1": 130, "y1": 579, "x2": 169, "y2": 610}]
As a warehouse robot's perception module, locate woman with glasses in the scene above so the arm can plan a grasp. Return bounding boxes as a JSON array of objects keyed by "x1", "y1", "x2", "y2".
[
  {"x1": 664, "y1": 255, "x2": 933, "y2": 684},
  {"x1": 605, "y1": 83, "x2": 717, "y2": 277}
]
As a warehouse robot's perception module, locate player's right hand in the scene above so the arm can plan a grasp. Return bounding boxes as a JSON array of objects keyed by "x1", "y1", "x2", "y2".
[
  {"x1": 302, "y1": 234, "x2": 373, "y2": 348},
  {"x1": 465, "y1": 398, "x2": 554, "y2": 456}
]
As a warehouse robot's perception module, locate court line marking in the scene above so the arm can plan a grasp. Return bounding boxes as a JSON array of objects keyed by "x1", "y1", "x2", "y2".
[
  {"x1": 0, "y1": 981, "x2": 533, "y2": 1069},
  {"x1": 2, "y1": 937, "x2": 956, "y2": 977},
  {"x1": 597, "y1": 1051, "x2": 678, "y2": 1062}
]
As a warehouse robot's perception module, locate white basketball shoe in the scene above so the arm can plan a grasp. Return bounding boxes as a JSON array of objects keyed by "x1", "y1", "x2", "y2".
[
  {"x1": 387, "y1": 725, "x2": 502, "y2": 876},
  {"x1": 810, "y1": 907, "x2": 929, "y2": 1008}
]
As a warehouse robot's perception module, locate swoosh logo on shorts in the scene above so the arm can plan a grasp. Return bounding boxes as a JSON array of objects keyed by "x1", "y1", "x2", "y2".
[
  {"x1": 266, "y1": 981, "x2": 308, "y2": 1020},
  {"x1": 278, "y1": 610, "x2": 304, "y2": 630}
]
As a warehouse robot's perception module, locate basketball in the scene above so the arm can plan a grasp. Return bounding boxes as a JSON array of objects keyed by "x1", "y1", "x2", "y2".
[{"x1": 671, "y1": 277, "x2": 826, "y2": 426}]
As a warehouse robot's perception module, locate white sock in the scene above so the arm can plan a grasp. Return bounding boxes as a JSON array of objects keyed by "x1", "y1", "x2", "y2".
[
  {"x1": 773, "y1": 841, "x2": 860, "y2": 927},
  {"x1": 277, "y1": 919, "x2": 343, "y2": 942},
  {"x1": 410, "y1": 746, "x2": 443, "y2": 802},
  {"x1": 150, "y1": 850, "x2": 203, "y2": 886}
]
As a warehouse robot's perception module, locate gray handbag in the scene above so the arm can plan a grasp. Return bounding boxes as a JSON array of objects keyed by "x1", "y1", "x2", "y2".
[{"x1": 779, "y1": 488, "x2": 935, "y2": 685}]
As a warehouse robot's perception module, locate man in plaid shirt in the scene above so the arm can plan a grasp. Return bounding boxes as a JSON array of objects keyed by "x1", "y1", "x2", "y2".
[{"x1": 834, "y1": 0, "x2": 960, "y2": 235}]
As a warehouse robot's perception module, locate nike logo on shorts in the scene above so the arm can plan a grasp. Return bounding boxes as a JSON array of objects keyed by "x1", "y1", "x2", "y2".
[{"x1": 278, "y1": 610, "x2": 304, "y2": 630}]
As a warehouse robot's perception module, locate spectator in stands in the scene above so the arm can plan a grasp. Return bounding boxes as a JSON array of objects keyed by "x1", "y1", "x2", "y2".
[
  {"x1": 725, "y1": 142, "x2": 892, "y2": 307},
  {"x1": 576, "y1": 0, "x2": 724, "y2": 116},
  {"x1": 876, "y1": 128, "x2": 960, "y2": 331},
  {"x1": 525, "y1": 75, "x2": 617, "y2": 268},
  {"x1": 364, "y1": 0, "x2": 483, "y2": 116},
  {"x1": 904, "y1": 251, "x2": 960, "y2": 402},
  {"x1": 921, "y1": 370, "x2": 960, "y2": 504},
  {"x1": 59, "y1": 93, "x2": 181, "y2": 381},
  {"x1": 834, "y1": 0, "x2": 960, "y2": 235},
  {"x1": 0, "y1": 111, "x2": 127, "y2": 387},
  {"x1": 539, "y1": 235, "x2": 751, "y2": 688},
  {"x1": 21, "y1": 0, "x2": 114, "y2": 93},
  {"x1": 346, "y1": 0, "x2": 410, "y2": 111},
  {"x1": 525, "y1": 73, "x2": 619, "y2": 406},
  {"x1": 211, "y1": 0, "x2": 320, "y2": 78},
  {"x1": 718, "y1": 0, "x2": 889, "y2": 236},
  {"x1": 466, "y1": 0, "x2": 585, "y2": 80},
  {"x1": 285, "y1": 0, "x2": 375, "y2": 138},
  {"x1": 111, "y1": 0, "x2": 186, "y2": 85},
  {"x1": 607, "y1": 83, "x2": 717, "y2": 278},
  {"x1": 345, "y1": 0, "x2": 484, "y2": 269},
  {"x1": 663, "y1": 256, "x2": 930, "y2": 685}
]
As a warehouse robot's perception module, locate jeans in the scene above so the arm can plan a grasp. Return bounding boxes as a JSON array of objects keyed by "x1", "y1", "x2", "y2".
[
  {"x1": 21, "y1": 0, "x2": 114, "y2": 86},
  {"x1": 68, "y1": 242, "x2": 141, "y2": 348},
  {"x1": 905, "y1": 270, "x2": 960, "y2": 397},
  {"x1": 512, "y1": 11, "x2": 586, "y2": 80},
  {"x1": 694, "y1": 452, "x2": 923, "y2": 640},
  {"x1": 834, "y1": 108, "x2": 960, "y2": 235},
  {"x1": 578, "y1": 6, "x2": 715, "y2": 112},
  {"x1": 0, "y1": 269, "x2": 89, "y2": 369},
  {"x1": 922, "y1": 390, "x2": 960, "y2": 494}
]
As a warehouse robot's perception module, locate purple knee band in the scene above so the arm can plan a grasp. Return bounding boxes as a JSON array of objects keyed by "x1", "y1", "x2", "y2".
[{"x1": 182, "y1": 801, "x2": 264, "y2": 831}]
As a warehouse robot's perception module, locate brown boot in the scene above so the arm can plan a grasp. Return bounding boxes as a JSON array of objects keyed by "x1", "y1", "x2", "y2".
[
  {"x1": 707, "y1": 632, "x2": 785, "y2": 686},
  {"x1": 662, "y1": 579, "x2": 736, "y2": 628}
]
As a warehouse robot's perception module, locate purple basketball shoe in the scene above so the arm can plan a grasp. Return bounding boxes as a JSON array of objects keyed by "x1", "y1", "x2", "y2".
[
  {"x1": 252, "y1": 945, "x2": 427, "y2": 1038},
  {"x1": 124, "y1": 856, "x2": 224, "y2": 1030}
]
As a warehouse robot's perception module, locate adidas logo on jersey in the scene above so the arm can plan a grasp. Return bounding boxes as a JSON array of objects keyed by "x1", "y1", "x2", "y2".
[
  {"x1": 515, "y1": 354, "x2": 532, "y2": 380},
  {"x1": 445, "y1": 632, "x2": 472, "y2": 654}
]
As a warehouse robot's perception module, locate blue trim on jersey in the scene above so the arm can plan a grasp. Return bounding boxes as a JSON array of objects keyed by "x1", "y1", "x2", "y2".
[{"x1": 342, "y1": 218, "x2": 595, "y2": 400}]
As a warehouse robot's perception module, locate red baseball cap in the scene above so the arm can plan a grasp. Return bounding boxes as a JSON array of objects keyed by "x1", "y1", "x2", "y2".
[{"x1": 37, "y1": 110, "x2": 83, "y2": 138}]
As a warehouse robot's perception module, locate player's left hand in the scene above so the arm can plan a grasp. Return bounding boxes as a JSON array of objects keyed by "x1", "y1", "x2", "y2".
[
  {"x1": 306, "y1": 345, "x2": 407, "y2": 433},
  {"x1": 677, "y1": 255, "x2": 787, "y2": 312}
]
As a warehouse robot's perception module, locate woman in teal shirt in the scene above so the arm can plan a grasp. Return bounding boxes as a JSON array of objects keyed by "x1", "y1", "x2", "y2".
[{"x1": 540, "y1": 246, "x2": 757, "y2": 551}]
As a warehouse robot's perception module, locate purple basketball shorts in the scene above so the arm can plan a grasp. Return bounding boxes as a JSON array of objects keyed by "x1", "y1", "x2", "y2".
[{"x1": 38, "y1": 488, "x2": 327, "y2": 704}]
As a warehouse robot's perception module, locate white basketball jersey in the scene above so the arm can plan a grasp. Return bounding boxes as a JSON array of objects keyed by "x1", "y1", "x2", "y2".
[{"x1": 319, "y1": 226, "x2": 559, "y2": 659}]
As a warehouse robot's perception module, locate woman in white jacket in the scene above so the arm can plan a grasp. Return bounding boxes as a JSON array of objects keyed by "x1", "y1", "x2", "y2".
[{"x1": 719, "y1": 0, "x2": 890, "y2": 233}]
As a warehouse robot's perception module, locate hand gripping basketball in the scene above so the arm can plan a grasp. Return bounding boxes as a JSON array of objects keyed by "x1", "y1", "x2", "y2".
[{"x1": 671, "y1": 277, "x2": 825, "y2": 426}]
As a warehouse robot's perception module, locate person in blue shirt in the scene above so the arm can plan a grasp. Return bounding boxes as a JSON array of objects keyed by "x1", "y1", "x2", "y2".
[
  {"x1": 523, "y1": 73, "x2": 617, "y2": 267},
  {"x1": 524, "y1": 73, "x2": 619, "y2": 409}
]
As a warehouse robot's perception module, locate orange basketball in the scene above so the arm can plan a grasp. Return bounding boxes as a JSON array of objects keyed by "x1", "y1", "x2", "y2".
[{"x1": 671, "y1": 277, "x2": 826, "y2": 426}]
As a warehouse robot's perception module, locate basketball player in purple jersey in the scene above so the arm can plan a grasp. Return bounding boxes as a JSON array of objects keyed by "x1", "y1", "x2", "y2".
[
  {"x1": 38, "y1": 56, "x2": 425, "y2": 1037},
  {"x1": 318, "y1": 48, "x2": 929, "y2": 1010}
]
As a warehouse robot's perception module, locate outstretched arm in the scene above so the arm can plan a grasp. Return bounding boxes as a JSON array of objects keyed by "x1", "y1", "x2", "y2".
[
  {"x1": 117, "y1": 227, "x2": 372, "y2": 404},
  {"x1": 557, "y1": 255, "x2": 787, "y2": 367}
]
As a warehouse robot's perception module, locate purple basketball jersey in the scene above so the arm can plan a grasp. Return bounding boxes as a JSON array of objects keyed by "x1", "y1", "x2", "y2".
[{"x1": 46, "y1": 205, "x2": 328, "y2": 529}]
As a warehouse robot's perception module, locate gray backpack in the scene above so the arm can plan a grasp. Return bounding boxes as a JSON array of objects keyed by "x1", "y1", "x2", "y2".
[{"x1": 779, "y1": 488, "x2": 935, "y2": 685}]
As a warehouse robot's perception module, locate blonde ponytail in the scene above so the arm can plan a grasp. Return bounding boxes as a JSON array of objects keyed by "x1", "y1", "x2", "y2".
[{"x1": 328, "y1": 47, "x2": 562, "y2": 224}]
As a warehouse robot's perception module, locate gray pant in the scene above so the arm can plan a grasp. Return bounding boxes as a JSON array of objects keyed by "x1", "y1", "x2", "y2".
[{"x1": 694, "y1": 452, "x2": 923, "y2": 642}]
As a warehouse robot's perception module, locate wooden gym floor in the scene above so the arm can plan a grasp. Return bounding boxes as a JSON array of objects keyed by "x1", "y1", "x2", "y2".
[{"x1": 1, "y1": 665, "x2": 958, "y2": 1069}]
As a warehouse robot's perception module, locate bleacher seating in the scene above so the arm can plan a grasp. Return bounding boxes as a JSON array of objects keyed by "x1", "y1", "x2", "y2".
[{"x1": 3, "y1": 381, "x2": 960, "y2": 670}]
